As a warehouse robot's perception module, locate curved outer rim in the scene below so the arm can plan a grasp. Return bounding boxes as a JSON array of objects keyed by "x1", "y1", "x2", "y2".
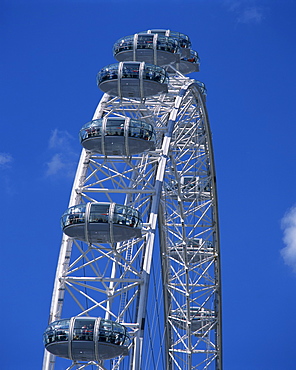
[{"x1": 156, "y1": 81, "x2": 222, "y2": 370}]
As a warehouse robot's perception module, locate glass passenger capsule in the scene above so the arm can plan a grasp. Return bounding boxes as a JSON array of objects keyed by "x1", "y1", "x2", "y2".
[
  {"x1": 79, "y1": 117, "x2": 156, "y2": 155},
  {"x1": 43, "y1": 317, "x2": 130, "y2": 361},
  {"x1": 170, "y1": 238, "x2": 214, "y2": 263},
  {"x1": 97, "y1": 62, "x2": 168, "y2": 98},
  {"x1": 113, "y1": 33, "x2": 180, "y2": 66},
  {"x1": 170, "y1": 307, "x2": 216, "y2": 336},
  {"x1": 61, "y1": 202, "x2": 142, "y2": 243}
]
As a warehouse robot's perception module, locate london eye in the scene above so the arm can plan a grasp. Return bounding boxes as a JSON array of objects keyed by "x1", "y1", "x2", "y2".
[{"x1": 42, "y1": 29, "x2": 222, "y2": 370}]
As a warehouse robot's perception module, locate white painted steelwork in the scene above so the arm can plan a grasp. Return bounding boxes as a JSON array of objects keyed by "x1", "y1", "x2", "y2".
[{"x1": 43, "y1": 33, "x2": 222, "y2": 370}]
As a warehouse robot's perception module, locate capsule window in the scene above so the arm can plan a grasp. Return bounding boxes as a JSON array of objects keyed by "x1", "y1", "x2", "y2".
[
  {"x1": 157, "y1": 36, "x2": 178, "y2": 53},
  {"x1": 144, "y1": 64, "x2": 167, "y2": 83},
  {"x1": 128, "y1": 120, "x2": 154, "y2": 141},
  {"x1": 99, "y1": 320, "x2": 113, "y2": 343},
  {"x1": 137, "y1": 34, "x2": 154, "y2": 49},
  {"x1": 97, "y1": 64, "x2": 118, "y2": 83},
  {"x1": 89, "y1": 204, "x2": 110, "y2": 223},
  {"x1": 83, "y1": 121, "x2": 102, "y2": 139},
  {"x1": 113, "y1": 35, "x2": 134, "y2": 54},
  {"x1": 61, "y1": 205, "x2": 86, "y2": 227},
  {"x1": 55, "y1": 320, "x2": 70, "y2": 342},
  {"x1": 129, "y1": 126, "x2": 141, "y2": 138},
  {"x1": 43, "y1": 319, "x2": 70, "y2": 344},
  {"x1": 73, "y1": 319, "x2": 95, "y2": 341},
  {"x1": 113, "y1": 205, "x2": 127, "y2": 226},
  {"x1": 113, "y1": 205, "x2": 140, "y2": 227},
  {"x1": 122, "y1": 63, "x2": 140, "y2": 78},
  {"x1": 105, "y1": 120, "x2": 124, "y2": 136}
]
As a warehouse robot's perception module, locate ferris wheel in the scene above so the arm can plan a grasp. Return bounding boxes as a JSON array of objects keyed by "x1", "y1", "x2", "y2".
[{"x1": 42, "y1": 29, "x2": 222, "y2": 370}]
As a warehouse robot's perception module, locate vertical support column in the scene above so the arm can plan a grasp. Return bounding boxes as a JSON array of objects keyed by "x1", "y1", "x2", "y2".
[{"x1": 42, "y1": 149, "x2": 90, "y2": 370}]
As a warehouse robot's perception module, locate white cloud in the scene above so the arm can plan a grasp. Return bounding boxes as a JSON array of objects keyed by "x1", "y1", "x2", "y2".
[
  {"x1": 0, "y1": 154, "x2": 14, "y2": 194},
  {"x1": 45, "y1": 153, "x2": 65, "y2": 176},
  {"x1": 45, "y1": 129, "x2": 78, "y2": 178},
  {"x1": 224, "y1": 0, "x2": 244, "y2": 12},
  {"x1": 281, "y1": 206, "x2": 296, "y2": 272},
  {"x1": 48, "y1": 128, "x2": 74, "y2": 150},
  {"x1": 0, "y1": 153, "x2": 13, "y2": 166},
  {"x1": 224, "y1": 0, "x2": 265, "y2": 24},
  {"x1": 237, "y1": 6, "x2": 264, "y2": 24}
]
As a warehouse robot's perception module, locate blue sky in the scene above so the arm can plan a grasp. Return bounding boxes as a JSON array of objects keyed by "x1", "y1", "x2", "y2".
[{"x1": 1, "y1": 0, "x2": 296, "y2": 369}]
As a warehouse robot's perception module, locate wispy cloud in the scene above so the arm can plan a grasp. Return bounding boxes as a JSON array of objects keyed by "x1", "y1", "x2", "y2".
[
  {"x1": 224, "y1": 0, "x2": 265, "y2": 24},
  {"x1": 237, "y1": 6, "x2": 264, "y2": 24},
  {"x1": 45, "y1": 129, "x2": 78, "y2": 178},
  {"x1": 48, "y1": 128, "x2": 74, "y2": 151},
  {"x1": 0, "y1": 153, "x2": 14, "y2": 194},
  {"x1": 224, "y1": 0, "x2": 244, "y2": 12},
  {"x1": 0, "y1": 153, "x2": 13, "y2": 167},
  {"x1": 281, "y1": 205, "x2": 296, "y2": 272},
  {"x1": 46, "y1": 153, "x2": 66, "y2": 176}
]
